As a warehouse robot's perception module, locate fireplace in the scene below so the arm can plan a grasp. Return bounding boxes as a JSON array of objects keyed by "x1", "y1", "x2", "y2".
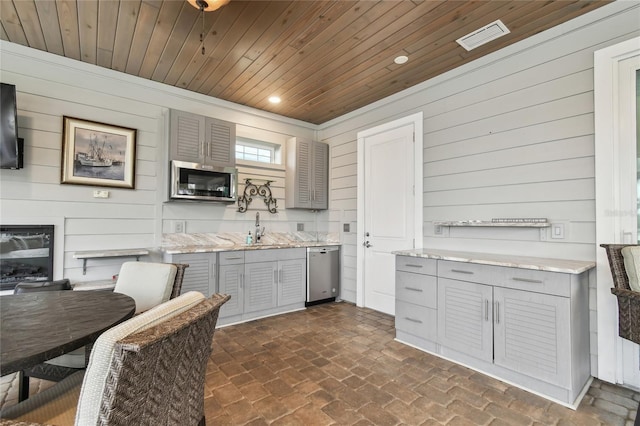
[{"x1": 0, "y1": 225, "x2": 54, "y2": 290}]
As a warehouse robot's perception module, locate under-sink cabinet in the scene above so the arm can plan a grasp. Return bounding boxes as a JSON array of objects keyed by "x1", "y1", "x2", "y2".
[
  {"x1": 394, "y1": 255, "x2": 591, "y2": 407},
  {"x1": 167, "y1": 248, "x2": 306, "y2": 326}
]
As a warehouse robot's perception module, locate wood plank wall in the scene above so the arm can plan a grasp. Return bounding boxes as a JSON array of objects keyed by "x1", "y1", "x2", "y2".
[
  {"x1": 0, "y1": 44, "x2": 317, "y2": 283},
  {"x1": 319, "y1": 2, "x2": 639, "y2": 375}
]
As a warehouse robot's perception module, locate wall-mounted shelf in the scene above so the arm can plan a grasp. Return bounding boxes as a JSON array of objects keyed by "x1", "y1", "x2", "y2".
[
  {"x1": 434, "y1": 221, "x2": 551, "y2": 228},
  {"x1": 74, "y1": 248, "x2": 149, "y2": 275}
]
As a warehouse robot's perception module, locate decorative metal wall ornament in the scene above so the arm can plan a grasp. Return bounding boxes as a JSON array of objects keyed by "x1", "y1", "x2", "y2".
[{"x1": 237, "y1": 178, "x2": 278, "y2": 213}]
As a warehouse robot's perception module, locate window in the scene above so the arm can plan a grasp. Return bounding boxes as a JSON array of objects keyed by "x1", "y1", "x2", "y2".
[{"x1": 235, "y1": 138, "x2": 279, "y2": 165}]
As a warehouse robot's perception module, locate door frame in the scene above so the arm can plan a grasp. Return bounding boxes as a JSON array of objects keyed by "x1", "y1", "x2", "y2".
[
  {"x1": 594, "y1": 36, "x2": 640, "y2": 385},
  {"x1": 355, "y1": 112, "x2": 423, "y2": 308}
]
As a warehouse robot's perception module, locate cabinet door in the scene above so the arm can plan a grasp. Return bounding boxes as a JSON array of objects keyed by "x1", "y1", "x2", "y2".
[
  {"x1": 311, "y1": 141, "x2": 328, "y2": 210},
  {"x1": 218, "y1": 264, "x2": 243, "y2": 317},
  {"x1": 168, "y1": 253, "x2": 214, "y2": 297},
  {"x1": 244, "y1": 261, "x2": 277, "y2": 313},
  {"x1": 438, "y1": 278, "x2": 493, "y2": 362},
  {"x1": 204, "y1": 117, "x2": 235, "y2": 167},
  {"x1": 278, "y1": 258, "x2": 306, "y2": 306},
  {"x1": 170, "y1": 110, "x2": 204, "y2": 163},
  {"x1": 493, "y1": 287, "x2": 570, "y2": 387}
]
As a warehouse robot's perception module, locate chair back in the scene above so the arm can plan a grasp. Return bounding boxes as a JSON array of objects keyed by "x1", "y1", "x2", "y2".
[
  {"x1": 600, "y1": 244, "x2": 636, "y2": 291},
  {"x1": 114, "y1": 262, "x2": 181, "y2": 314},
  {"x1": 75, "y1": 292, "x2": 230, "y2": 425},
  {"x1": 169, "y1": 263, "x2": 189, "y2": 299}
]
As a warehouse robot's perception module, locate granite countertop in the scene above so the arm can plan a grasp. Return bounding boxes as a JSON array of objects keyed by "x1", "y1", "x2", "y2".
[
  {"x1": 392, "y1": 248, "x2": 595, "y2": 274},
  {"x1": 161, "y1": 232, "x2": 341, "y2": 255}
]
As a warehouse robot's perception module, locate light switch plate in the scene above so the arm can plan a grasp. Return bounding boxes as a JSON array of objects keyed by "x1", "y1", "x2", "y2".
[
  {"x1": 297, "y1": 223, "x2": 304, "y2": 231},
  {"x1": 93, "y1": 190, "x2": 109, "y2": 198},
  {"x1": 551, "y1": 223, "x2": 565, "y2": 239}
]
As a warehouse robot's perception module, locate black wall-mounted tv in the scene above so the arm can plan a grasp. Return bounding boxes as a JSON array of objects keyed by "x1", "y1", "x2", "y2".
[{"x1": 0, "y1": 83, "x2": 24, "y2": 169}]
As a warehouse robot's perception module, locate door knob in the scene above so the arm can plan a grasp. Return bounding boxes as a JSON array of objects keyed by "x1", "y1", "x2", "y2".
[{"x1": 363, "y1": 241, "x2": 372, "y2": 248}]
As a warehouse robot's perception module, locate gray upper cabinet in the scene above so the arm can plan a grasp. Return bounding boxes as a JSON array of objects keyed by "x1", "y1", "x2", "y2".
[
  {"x1": 285, "y1": 137, "x2": 328, "y2": 210},
  {"x1": 169, "y1": 109, "x2": 236, "y2": 167}
]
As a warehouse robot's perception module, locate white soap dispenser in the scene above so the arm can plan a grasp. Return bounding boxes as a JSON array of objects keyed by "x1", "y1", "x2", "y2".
[{"x1": 246, "y1": 231, "x2": 253, "y2": 245}]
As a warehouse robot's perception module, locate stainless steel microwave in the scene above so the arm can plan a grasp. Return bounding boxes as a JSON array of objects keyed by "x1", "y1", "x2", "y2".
[{"x1": 170, "y1": 160, "x2": 237, "y2": 202}]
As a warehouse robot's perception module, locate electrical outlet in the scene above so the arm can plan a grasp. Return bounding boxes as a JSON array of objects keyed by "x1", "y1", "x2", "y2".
[
  {"x1": 434, "y1": 224, "x2": 442, "y2": 235},
  {"x1": 343, "y1": 223, "x2": 350, "y2": 232},
  {"x1": 297, "y1": 223, "x2": 304, "y2": 231},
  {"x1": 174, "y1": 220, "x2": 186, "y2": 233},
  {"x1": 551, "y1": 223, "x2": 565, "y2": 239},
  {"x1": 93, "y1": 190, "x2": 109, "y2": 198}
]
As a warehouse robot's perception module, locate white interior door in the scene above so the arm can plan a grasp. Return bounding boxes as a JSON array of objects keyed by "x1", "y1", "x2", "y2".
[
  {"x1": 357, "y1": 113, "x2": 423, "y2": 315},
  {"x1": 595, "y1": 37, "x2": 640, "y2": 388}
]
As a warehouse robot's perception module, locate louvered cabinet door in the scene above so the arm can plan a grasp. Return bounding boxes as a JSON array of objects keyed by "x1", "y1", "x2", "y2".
[
  {"x1": 311, "y1": 141, "x2": 328, "y2": 210},
  {"x1": 170, "y1": 109, "x2": 205, "y2": 163},
  {"x1": 204, "y1": 117, "x2": 236, "y2": 167},
  {"x1": 165, "y1": 253, "x2": 215, "y2": 297},
  {"x1": 218, "y1": 264, "x2": 244, "y2": 318},
  {"x1": 437, "y1": 278, "x2": 493, "y2": 362},
  {"x1": 493, "y1": 287, "x2": 571, "y2": 387},
  {"x1": 277, "y1": 258, "x2": 306, "y2": 306},
  {"x1": 244, "y1": 261, "x2": 277, "y2": 313}
]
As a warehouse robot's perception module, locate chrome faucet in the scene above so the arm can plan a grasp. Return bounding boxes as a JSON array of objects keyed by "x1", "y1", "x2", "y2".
[{"x1": 255, "y1": 212, "x2": 265, "y2": 243}]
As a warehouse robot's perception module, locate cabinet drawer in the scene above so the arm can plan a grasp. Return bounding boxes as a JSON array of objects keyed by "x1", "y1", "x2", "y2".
[
  {"x1": 244, "y1": 248, "x2": 305, "y2": 263},
  {"x1": 496, "y1": 268, "x2": 571, "y2": 297},
  {"x1": 438, "y1": 260, "x2": 494, "y2": 284},
  {"x1": 396, "y1": 271, "x2": 437, "y2": 308},
  {"x1": 219, "y1": 251, "x2": 245, "y2": 265},
  {"x1": 396, "y1": 256, "x2": 437, "y2": 275},
  {"x1": 395, "y1": 301, "x2": 437, "y2": 341}
]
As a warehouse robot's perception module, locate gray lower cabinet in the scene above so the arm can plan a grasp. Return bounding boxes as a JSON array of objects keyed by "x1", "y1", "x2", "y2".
[
  {"x1": 395, "y1": 255, "x2": 591, "y2": 406},
  {"x1": 218, "y1": 251, "x2": 245, "y2": 318},
  {"x1": 163, "y1": 252, "x2": 215, "y2": 296}
]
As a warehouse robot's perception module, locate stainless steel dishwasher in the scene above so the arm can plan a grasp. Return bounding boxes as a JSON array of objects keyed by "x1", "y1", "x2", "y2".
[{"x1": 306, "y1": 246, "x2": 340, "y2": 306}]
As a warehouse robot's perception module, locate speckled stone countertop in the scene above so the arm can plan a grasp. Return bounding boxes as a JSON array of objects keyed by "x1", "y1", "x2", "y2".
[
  {"x1": 161, "y1": 232, "x2": 341, "y2": 255},
  {"x1": 392, "y1": 248, "x2": 595, "y2": 274}
]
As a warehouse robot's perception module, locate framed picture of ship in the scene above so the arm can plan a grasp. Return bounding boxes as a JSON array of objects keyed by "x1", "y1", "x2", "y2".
[{"x1": 61, "y1": 116, "x2": 137, "y2": 189}]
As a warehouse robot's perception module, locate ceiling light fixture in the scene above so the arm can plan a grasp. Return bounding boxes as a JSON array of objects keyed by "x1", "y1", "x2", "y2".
[
  {"x1": 187, "y1": 0, "x2": 229, "y2": 55},
  {"x1": 394, "y1": 55, "x2": 408, "y2": 65},
  {"x1": 268, "y1": 96, "x2": 281, "y2": 104}
]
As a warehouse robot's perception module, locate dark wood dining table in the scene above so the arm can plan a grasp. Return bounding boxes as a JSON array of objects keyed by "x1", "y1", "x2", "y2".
[{"x1": 0, "y1": 290, "x2": 135, "y2": 376}]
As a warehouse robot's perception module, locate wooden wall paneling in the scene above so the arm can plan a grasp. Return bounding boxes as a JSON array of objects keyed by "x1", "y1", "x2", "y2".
[
  {"x1": 1, "y1": 1, "x2": 28, "y2": 45},
  {"x1": 424, "y1": 115, "x2": 594, "y2": 161},
  {"x1": 425, "y1": 157, "x2": 595, "y2": 194},
  {"x1": 13, "y1": 0, "x2": 47, "y2": 51},
  {"x1": 163, "y1": 2, "x2": 244, "y2": 87},
  {"x1": 56, "y1": 0, "x2": 81, "y2": 61},
  {"x1": 226, "y1": 2, "x2": 340, "y2": 105},
  {"x1": 2, "y1": 181, "x2": 156, "y2": 205},
  {"x1": 424, "y1": 133, "x2": 594, "y2": 177},
  {"x1": 33, "y1": 1, "x2": 64, "y2": 55},
  {"x1": 137, "y1": 1, "x2": 184, "y2": 79},
  {"x1": 196, "y1": 2, "x2": 291, "y2": 96},
  {"x1": 427, "y1": 92, "x2": 593, "y2": 147},
  {"x1": 125, "y1": 1, "x2": 161, "y2": 75},
  {"x1": 111, "y1": 0, "x2": 141, "y2": 72},
  {"x1": 65, "y1": 233, "x2": 156, "y2": 252},
  {"x1": 0, "y1": 199, "x2": 155, "y2": 221},
  {"x1": 150, "y1": 5, "x2": 199, "y2": 82},
  {"x1": 77, "y1": 0, "x2": 98, "y2": 64},
  {"x1": 246, "y1": 0, "x2": 394, "y2": 110},
  {"x1": 216, "y1": 2, "x2": 312, "y2": 99},
  {"x1": 96, "y1": 0, "x2": 120, "y2": 68},
  {"x1": 66, "y1": 217, "x2": 155, "y2": 235},
  {"x1": 425, "y1": 68, "x2": 592, "y2": 135}
]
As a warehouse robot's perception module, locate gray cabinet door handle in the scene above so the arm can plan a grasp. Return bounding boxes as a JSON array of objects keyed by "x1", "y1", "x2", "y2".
[
  {"x1": 405, "y1": 287, "x2": 423, "y2": 292},
  {"x1": 404, "y1": 317, "x2": 423, "y2": 324},
  {"x1": 494, "y1": 301, "x2": 500, "y2": 324},
  {"x1": 405, "y1": 264, "x2": 423, "y2": 268},
  {"x1": 274, "y1": 269, "x2": 278, "y2": 283},
  {"x1": 485, "y1": 299, "x2": 489, "y2": 321},
  {"x1": 225, "y1": 256, "x2": 243, "y2": 260},
  {"x1": 512, "y1": 277, "x2": 543, "y2": 284},
  {"x1": 451, "y1": 269, "x2": 474, "y2": 275}
]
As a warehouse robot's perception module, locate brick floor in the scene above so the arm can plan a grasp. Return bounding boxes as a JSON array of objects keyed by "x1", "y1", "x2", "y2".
[{"x1": 2, "y1": 302, "x2": 639, "y2": 425}]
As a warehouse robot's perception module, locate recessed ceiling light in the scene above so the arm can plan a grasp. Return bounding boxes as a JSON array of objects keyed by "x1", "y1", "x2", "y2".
[
  {"x1": 394, "y1": 55, "x2": 408, "y2": 65},
  {"x1": 268, "y1": 96, "x2": 281, "y2": 104}
]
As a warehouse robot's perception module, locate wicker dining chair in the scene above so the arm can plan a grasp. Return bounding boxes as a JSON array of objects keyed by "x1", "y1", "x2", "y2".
[
  {"x1": 0, "y1": 291, "x2": 230, "y2": 426},
  {"x1": 600, "y1": 244, "x2": 640, "y2": 344},
  {"x1": 19, "y1": 263, "x2": 189, "y2": 400}
]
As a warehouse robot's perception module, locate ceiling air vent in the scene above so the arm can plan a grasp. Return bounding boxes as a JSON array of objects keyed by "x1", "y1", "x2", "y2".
[{"x1": 456, "y1": 19, "x2": 510, "y2": 51}]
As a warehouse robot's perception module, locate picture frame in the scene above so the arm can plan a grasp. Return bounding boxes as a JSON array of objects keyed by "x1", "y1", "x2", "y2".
[{"x1": 61, "y1": 116, "x2": 136, "y2": 189}]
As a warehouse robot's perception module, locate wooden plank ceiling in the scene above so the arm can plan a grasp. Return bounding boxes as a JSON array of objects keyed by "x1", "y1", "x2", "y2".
[{"x1": 1, "y1": 0, "x2": 610, "y2": 124}]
